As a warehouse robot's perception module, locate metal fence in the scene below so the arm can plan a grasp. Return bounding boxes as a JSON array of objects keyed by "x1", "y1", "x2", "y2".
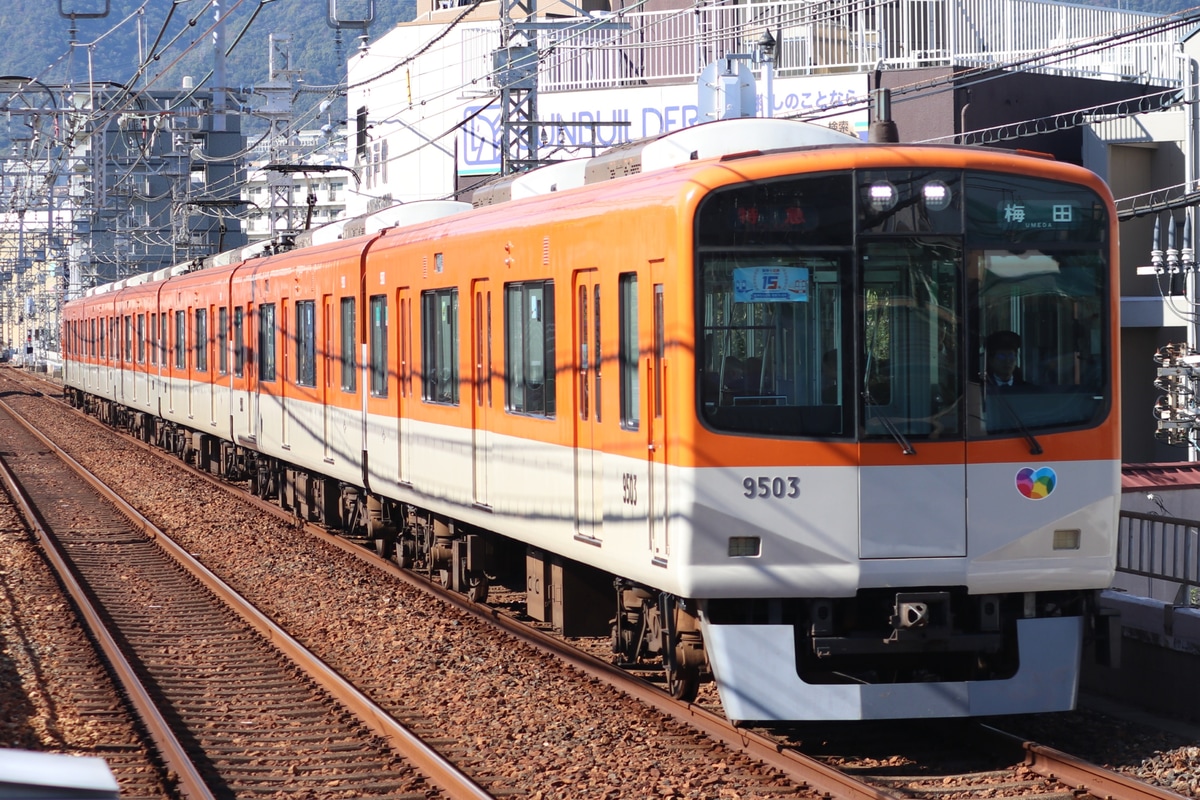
[
  {"x1": 534, "y1": 0, "x2": 1182, "y2": 92},
  {"x1": 1117, "y1": 511, "x2": 1200, "y2": 605}
]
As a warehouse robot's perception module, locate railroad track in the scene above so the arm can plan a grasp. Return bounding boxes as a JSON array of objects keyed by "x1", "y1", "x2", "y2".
[
  {"x1": 0, "y1": 386, "x2": 486, "y2": 798},
  {"x1": 1, "y1": 366, "x2": 1193, "y2": 800},
  {"x1": 790, "y1": 721, "x2": 1196, "y2": 800},
  {"x1": 0, "y1": 447, "x2": 170, "y2": 798}
]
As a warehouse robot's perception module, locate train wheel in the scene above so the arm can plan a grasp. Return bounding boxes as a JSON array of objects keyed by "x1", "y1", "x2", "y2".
[
  {"x1": 659, "y1": 594, "x2": 705, "y2": 703},
  {"x1": 665, "y1": 664, "x2": 700, "y2": 703},
  {"x1": 393, "y1": 536, "x2": 416, "y2": 570}
]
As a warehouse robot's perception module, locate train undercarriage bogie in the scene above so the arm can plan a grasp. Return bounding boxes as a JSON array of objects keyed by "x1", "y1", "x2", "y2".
[
  {"x1": 612, "y1": 582, "x2": 709, "y2": 702},
  {"x1": 152, "y1": 421, "x2": 188, "y2": 463},
  {"x1": 401, "y1": 512, "x2": 491, "y2": 603},
  {"x1": 338, "y1": 491, "x2": 491, "y2": 602},
  {"x1": 366, "y1": 494, "x2": 400, "y2": 559}
]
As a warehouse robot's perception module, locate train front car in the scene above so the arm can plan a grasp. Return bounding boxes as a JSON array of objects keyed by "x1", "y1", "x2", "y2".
[{"x1": 684, "y1": 148, "x2": 1119, "y2": 722}]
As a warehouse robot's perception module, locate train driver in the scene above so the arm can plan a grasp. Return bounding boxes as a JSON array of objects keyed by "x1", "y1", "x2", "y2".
[{"x1": 983, "y1": 330, "x2": 1029, "y2": 389}]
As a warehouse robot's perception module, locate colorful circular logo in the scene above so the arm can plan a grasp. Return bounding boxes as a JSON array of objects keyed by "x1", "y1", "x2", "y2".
[{"x1": 1016, "y1": 467, "x2": 1056, "y2": 499}]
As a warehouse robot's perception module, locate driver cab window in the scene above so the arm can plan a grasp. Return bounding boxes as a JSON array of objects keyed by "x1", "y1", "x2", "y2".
[
  {"x1": 967, "y1": 249, "x2": 1106, "y2": 435},
  {"x1": 700, "y1": 255, "x2": 846, "y2": 437}
]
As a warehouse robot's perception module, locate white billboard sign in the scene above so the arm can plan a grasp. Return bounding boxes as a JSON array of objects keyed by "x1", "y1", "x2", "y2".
[{"x1": 458, "y1": 73, "x2": 868, "y2": 176}]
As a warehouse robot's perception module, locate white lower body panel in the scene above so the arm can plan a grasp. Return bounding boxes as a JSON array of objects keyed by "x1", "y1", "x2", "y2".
[{"x1": 702, "y1": 615, "x2": 1082, "y2": 721}]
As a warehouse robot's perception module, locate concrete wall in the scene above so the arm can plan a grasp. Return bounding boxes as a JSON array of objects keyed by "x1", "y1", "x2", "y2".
[{"x1": 1084, "y1": 591, "x2": 1200, "y2": 722}]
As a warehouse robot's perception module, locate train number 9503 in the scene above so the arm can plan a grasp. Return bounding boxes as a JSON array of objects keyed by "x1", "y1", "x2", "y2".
[
  {"x1": 743, "y1": 476, "x2": 801, "y2": 499},
  {"x1": 622, "y1": 473, "x2": 638, "y2": 505}
]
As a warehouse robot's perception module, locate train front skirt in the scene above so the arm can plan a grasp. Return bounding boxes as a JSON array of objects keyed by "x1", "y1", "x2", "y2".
[{"x1": 702, "y1": 615, "x2": 1082, "y2": 721}]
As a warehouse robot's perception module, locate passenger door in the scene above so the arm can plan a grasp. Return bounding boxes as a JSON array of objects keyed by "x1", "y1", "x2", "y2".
[
  {"x1": 573, "y1": 271, "x2": 602, "y2": 541},
  {"x1": 648, "y1": 278, "x2": 668, "y2": 562},
  {"x1": 280, "y1": 298, "x2": 290, "y2": 447},
  {"x1": 396, "y1": 286, "x2": 413, "y2": 484},
  {"x1": 323, "y1": 295, "x2": 334, "y2": 461}
]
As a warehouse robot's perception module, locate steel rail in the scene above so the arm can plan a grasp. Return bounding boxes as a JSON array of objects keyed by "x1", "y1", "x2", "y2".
[
  {"x1": 1024, "y1": 740, "x2": 1195, "y2": 800},
  {"x1": 0, "y1": 399, "x2": 216, "y2": 800},
  {"x1": 982, "y1": 726, "x2": 1194, "y2": 800}
]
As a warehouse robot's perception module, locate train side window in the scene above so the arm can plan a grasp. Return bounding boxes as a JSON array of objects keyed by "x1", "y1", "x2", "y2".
[
  {"x1": 421, "y1": 288, "x2": 458, "y2": 405},
  {"x1": 218, "y1": 307, "x2": 228, "y2": 375},
  {"x1": 137, "y1": 314, "x2": 145, "y2": 363},
  {"x1": 159, "y1": 314, "x2": 168, "y2": 366},
  {"x1": 369, "y1": 294, "x2": 388, "y2": 397},
  {"x1": 296, "y1": 300, "x2": 316, "y2": 387},
  {"x1": 195, "y1": 308, "x2": 208, "y2": 372},
  {"x1": 505, "y1": 281, "x2": 554, "y2": 417},
  {"x1": 258, "y1": 303, "x2": 276, "y2": 382},
  {"x1": 124, "y1": 315, "x2": 132, "y2": 362},
  {"x1": 99, "y1": 317, "x2": 106, "y2": 359},
  {"x1": 654, "y1": 285, "x2": 664, "y2": 419},
  {"x1": 594, "y1": 285, "x2": 601, "y2": 423},
  {"x1": 340, "y1": 297, "x2": 357, "y2": 392},
  {"x1": 233, "y1": 307, "x2": 244, "y2": 378},
  {"x1": 149, "y1": 313, "x2": 156, "y2": 365},
  {"x1": 175, "y1": 310, "x2": 187, "y2": 370},
  {"x1": 619, "y1": 273, "x2": 639, "y2": 430},
  {"x1": 91, "y1": 319, "x2": 97, "y2": 357},
  {"x1": 578, "y1": 285, "x2": 589, "y2": 420},
  {"x1": 575, "y1": 283, "x2": 602, "y2": 422}
]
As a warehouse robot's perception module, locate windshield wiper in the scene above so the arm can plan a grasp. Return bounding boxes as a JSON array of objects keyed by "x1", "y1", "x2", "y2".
[
  {"x1": 991, "y1": 392, "x2": 1043, "y2": 455},
  {"x1": 862, "y1": 390, "x2": 916, "y2": 455}
]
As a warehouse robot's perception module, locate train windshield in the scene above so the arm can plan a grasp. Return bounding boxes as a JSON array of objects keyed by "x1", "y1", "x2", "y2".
[{"x1": 696, "y1": 168, "x2": 1110, "y2": 440}]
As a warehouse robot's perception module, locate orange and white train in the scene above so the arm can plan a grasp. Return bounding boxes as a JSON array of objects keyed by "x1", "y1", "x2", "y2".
[{"x1": 62, "y1": 118, "x2": 1120, "y2": 722}]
